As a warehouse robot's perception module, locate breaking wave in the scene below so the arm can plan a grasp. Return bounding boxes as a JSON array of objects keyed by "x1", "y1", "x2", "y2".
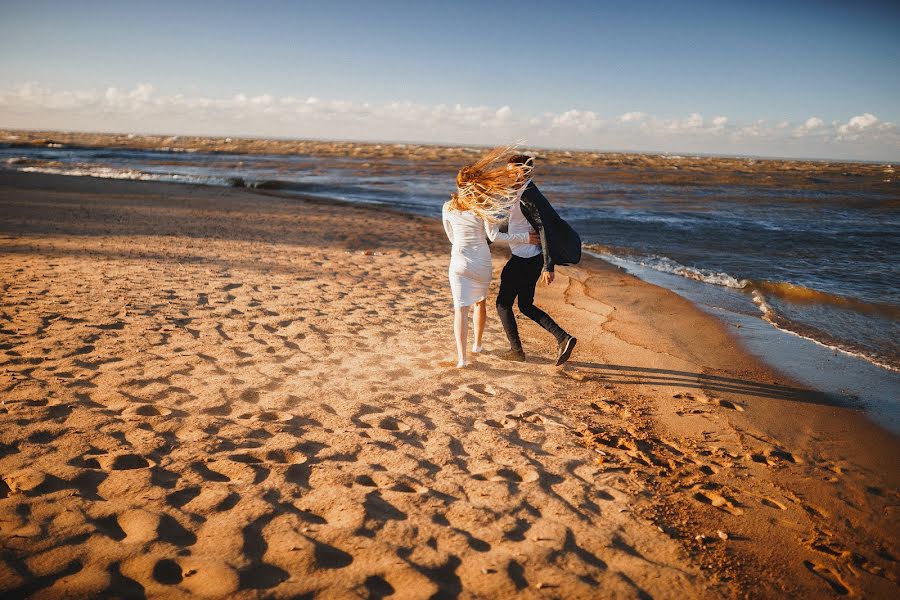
[
  {"x1": 587, "y1": 245, "x2": 899, "y2": 372},
  {"x1": 16, "y1": 164, "x2": 244, "y2": 187}
]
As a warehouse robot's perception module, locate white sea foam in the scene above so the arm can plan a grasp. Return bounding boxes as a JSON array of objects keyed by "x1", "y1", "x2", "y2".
[
  {"x1": 609, "y1": 252, "x2": 749, "y2": 289},
  {"x1": 16, "y1": 165, "x2": 234, "y2": 187},
  {"x1": 750, "y1": 290, "x2": 899, "y2": 372},
  {"x1": 589, "y1": 248, "x2": 899, "y2": 373}
]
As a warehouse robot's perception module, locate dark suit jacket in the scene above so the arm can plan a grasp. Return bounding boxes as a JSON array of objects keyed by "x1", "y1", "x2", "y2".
[{"x1": 514, "y1": 181, "x2": 582, "y2": 272}]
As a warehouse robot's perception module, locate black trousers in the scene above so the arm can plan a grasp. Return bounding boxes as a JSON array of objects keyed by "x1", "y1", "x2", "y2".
[{"x1": 496, "y1": 254, "x2": 567, "y2": 351}]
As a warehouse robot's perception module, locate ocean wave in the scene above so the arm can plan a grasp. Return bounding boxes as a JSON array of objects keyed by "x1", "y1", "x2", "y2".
[
  {"x1": 5, "y1": 163, "x2": 410, "y2": 209},
  {"x1": 244, "y1": 178, "x2": 404, "y2": 202},
  {"x1": 604, "y1": 209, "x2": 702, "y2": 229},
  {"x1": 586, "y1": 245, "x2": 900, "y2": 318},
  {"x1": 753, "y1": 281, "x2": 900, "y2": 320},
  {"x1": 750, "y1": 290, "x2": 899, "y2": 372},
  {"x1": 585, "y1": 245, "x2": 749, "y2": 288},
  {"x1": 5, "y1": 156, "x2": 45, "y2": 166},
  {"x1": 587, "y1": 246, "x2": 899, "y2": 372},
  {"x1": 13, "y1": 164, "x2": 243, "y2": 187}
]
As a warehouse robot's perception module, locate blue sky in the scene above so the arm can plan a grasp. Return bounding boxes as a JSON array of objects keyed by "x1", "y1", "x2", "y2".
[{"x1": 2, "y1": 0, "x2": 899, "y2": 159}]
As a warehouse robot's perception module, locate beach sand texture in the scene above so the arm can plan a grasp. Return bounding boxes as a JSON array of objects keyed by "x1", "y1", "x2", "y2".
[{"x1": 1, "y1": 172, "x2": 897, "y2": 598}]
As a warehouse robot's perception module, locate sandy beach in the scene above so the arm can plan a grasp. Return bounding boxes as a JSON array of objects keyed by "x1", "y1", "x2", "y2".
[{"x1": 1, "y1": 171, "x2": 897, "y2": 598}]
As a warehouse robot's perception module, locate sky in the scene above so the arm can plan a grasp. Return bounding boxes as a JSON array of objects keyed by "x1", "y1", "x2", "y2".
[{"x1": 1, "y1": 0, "x2": 899, "y2": 160}]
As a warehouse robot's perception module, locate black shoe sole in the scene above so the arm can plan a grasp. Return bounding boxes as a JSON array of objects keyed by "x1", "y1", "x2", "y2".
[{"x1": 556, "y1": 337, "x2": 577, "y2": 366}]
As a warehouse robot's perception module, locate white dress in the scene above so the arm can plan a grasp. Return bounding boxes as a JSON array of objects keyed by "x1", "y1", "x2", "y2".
[{"x1": 442, "y1": 202, "x2": 529, "y2": 307}]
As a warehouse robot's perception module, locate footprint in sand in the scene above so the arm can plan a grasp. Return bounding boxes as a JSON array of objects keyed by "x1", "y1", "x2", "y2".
[
  {"x1": 674, "y1": 392, "x2": 744, "y2": 411},
  {"x1": 203, "y1": 460, "x2": 262, "y2": 485},
  {"x1": 357, "y1": 414, "x2": 412, "y2": 433},
  {"x1": 122, "y1": 404, "x2": 173, "y2": 418},
  {"x1": 750, "y1": 448, "x2": 800, "y2": 467},
  {"x1": 714, "y1": 398, "x2": 744, "y2": 411},
  {"x1": 152, "y1": 559, "x2": 183, "y2": 585},
  {"x1": 235, "y1": 410, "x2": 294, "y2": 423},
  {"x1": 179, "y1": 558, "x2": 240, "y2": 597},
  {"x1": 201, "y1": 402, "x2": 232, "y2": 417},
  {"x1": 466, "y1": 383, "x2": 498, "y2": 396},
  {"x1": 3, "y1": 468, "x2": 47, "y2": 494},
  {"x1": 190, "y1": 461, "x2": 231, "y2": 483},
  {"x1": 473, "y1": 418, "x2": 505, "y2": 431},
  {"x1": 803, "y1": 560, "x2": 851, "y2": 595},
  {"x1": 262, "y1": 449, "x2": 308, "y2": 465},
  {"x1": 97, "y1": 453, "x2": 154, "y2": 471},
  {"x1": 505, "y1": 410, "x2": 545, "y2": 425},
  {"x1": 117, "y1": 509, "x2": 160, "y2": 544},
  {"x1": 768, "y1": 448, "x2": 800, "y2": 463},
  {"x1": 354, "y1": 473, "x2": 428, "y2": 494},
  {"x1": 802, "y1": 503, "x2": 828, "y2": 518},
  {"x1": 761, "y1": 497, "x2": 788, "y2": 510},
  {"x1": 473, "y1": 466, "x2": 541, "y2": 484},
  {"x1": 693, "y1": 488, "x2": 744, "y2": 515}
]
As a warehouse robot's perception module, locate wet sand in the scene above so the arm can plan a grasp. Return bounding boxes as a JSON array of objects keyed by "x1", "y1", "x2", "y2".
[{"x1": 0, "y1": 171, "x2": 897, "y2": 598}]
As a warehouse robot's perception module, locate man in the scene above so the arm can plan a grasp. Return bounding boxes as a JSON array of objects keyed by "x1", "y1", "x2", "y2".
[{"x1": 496, "y1": 154, "x2": 580, "y2": 366}]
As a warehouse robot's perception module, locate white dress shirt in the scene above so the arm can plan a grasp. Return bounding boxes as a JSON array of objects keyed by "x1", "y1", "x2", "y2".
[{"x1": 507, "y1": 179, "x2": 541, "y2": 259}]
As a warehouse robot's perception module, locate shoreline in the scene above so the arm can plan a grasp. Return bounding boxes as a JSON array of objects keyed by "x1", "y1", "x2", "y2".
[
  {"x1": 590, "y1": 251, "x2": 900, "y2": 434},
  {"x1": 1, "y1": 171, "x2": 897, "y2": 598}
]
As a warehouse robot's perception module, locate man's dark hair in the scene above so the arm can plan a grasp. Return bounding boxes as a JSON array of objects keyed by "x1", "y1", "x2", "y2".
[{"x1": 507, "y1": 154, "x2": 534, "y2": 167}]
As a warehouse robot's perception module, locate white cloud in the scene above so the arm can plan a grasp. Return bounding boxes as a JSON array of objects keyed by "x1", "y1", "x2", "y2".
[
  {"x1": 619, "y1": 111, "x2": 646, "y2": 123},
  {"x1": 495, "y1": 105, "x2": 512, "y2": 121},
  {"x1": 792, "y1": 116, "x2": 826, "y2": 138},
  {"x1": 1, "y1": 82, "x2": 897, "y2": 159},
  {"x1": 684, "y1": 112, "x2": 704, "y2": 128},
  {"x1": 804, "y1": 117, "x2": 824, "y2": 129},
  {"x1": 628, "y1": 112, "x2": 730, "y2": 137},
  {"x1": 838, "y1": 112, "x2": 878, "y2": 136},
  {"x1": 549, "y1": 109, "x2": 603, "y2": 131}
]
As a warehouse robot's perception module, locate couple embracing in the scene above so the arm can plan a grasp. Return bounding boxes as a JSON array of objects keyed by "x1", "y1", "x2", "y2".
[{"x1": 442, "y1": 148, "x2": 581, "y2": 368}]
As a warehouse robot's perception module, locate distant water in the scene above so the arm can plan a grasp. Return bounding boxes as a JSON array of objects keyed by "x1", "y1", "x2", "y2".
[{"x1": 2, "y1": 144, "x2": 898, "y2": 375}]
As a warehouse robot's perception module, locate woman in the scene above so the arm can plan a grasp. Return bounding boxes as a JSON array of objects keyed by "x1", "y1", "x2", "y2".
[{"x1": 442, "y1": 148, "x2": 532, "y2": 368}]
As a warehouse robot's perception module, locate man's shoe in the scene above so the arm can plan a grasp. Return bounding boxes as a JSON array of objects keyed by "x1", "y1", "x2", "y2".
[
  {"x1": 499, "y1": 348, "x2": 527, "y2": 362},
  {"x1": 556, "y1": 336, "x2": 577, "y2": 366}
]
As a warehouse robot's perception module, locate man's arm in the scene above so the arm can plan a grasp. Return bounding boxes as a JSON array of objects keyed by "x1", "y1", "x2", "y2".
[{"x1": 522, "y1": 185, "x2": 556, "y2": 275}]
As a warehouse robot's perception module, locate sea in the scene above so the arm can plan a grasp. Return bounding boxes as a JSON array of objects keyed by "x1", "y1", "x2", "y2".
[{"x1": 2, "y1": 143, "x2": 898, "y2": 431}]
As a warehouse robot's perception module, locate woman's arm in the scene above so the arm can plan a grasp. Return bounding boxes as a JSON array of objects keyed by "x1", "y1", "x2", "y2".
[
  {"x1": 442, "y1": 203, "x2": 455, "y2": 243},
  {"x1": 485, "y1": 219, "x2": 529, "y2": 243}
]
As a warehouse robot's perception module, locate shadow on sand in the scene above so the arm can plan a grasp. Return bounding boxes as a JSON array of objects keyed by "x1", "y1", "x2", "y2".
[{"x1": 566, "y1": 361, "x2": 839, "y2": 405}]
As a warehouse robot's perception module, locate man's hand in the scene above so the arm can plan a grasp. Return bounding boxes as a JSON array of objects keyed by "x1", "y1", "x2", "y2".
[
  {"x1": 540, "y1": 271, "x2": 555, "y2": 286},
  {"x1": 528, "y1": 230, "x2": 541, "y2": 245}
]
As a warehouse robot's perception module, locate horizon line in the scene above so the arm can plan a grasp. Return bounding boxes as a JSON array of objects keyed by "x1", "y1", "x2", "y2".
[{"x1": 3, "y1": 126, "x2": 896, "y2": 166}]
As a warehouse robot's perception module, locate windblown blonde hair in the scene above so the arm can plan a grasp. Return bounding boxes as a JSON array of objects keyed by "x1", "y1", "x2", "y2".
[{"x1": 448, "y1": 146, "x2": 533, "y2": 223}]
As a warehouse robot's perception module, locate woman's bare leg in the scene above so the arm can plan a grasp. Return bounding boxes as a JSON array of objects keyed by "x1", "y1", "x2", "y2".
[
  {"x1": 472, "y1": 299, "x2": 486, "y2": 352},
  {"x1": 454, "y1": 305, "x2": 470, "y2": 367}
]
